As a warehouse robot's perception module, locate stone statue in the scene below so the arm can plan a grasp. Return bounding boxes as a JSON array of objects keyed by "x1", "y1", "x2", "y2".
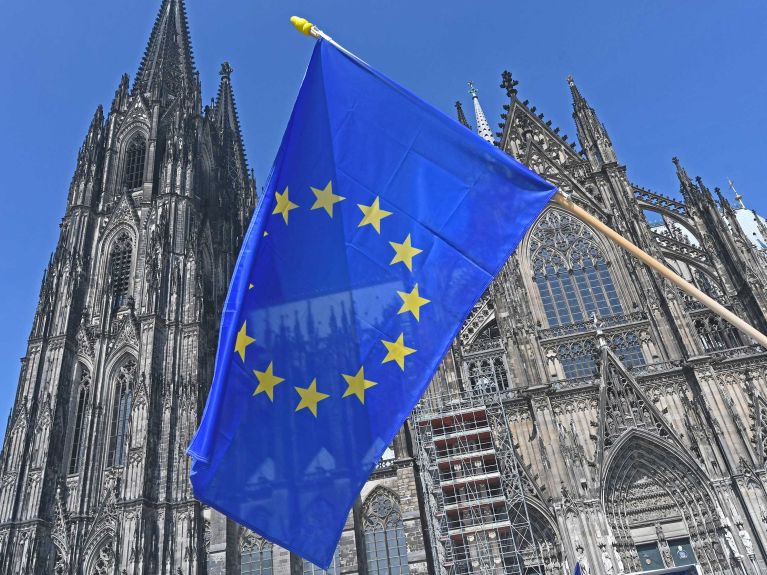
[
  {"x1": 601, "y1": 550, "x2": 614, "y2": 574},
  {"x1": 724, "y1": 527, "x2": 741, "y2": 558},
  {"x1": 576, "y1": 544, "x2": 589, "y2": 574},
  {"x1": 615, "y1": 551, "x2": 625, "y2": 574},
  {"x1": 739, "y1": 529, "x2": 754, "y2": 556}
]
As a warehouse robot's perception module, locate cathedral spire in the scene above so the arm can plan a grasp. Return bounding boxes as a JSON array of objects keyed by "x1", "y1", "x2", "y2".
[
  {"x1": 468, "y1": 81, "x2": 494, "y2": 143},
  {"x1": 214, "y1": 62, "x2": 256, "y2": 229},
  {"x1": 214, "y1": 62, "x2": 248, "y2": 183},
  {"x1": 568, "y1": 75, "x2": 617, "y2": 170},
  {"x1": 133, "y1": 0, "x2": 196, "y2": 100}
]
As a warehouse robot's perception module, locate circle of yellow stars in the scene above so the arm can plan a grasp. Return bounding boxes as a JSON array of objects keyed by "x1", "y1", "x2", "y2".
[{"x1": 235, "y1": 179, "x2": 430, "y2": 417}]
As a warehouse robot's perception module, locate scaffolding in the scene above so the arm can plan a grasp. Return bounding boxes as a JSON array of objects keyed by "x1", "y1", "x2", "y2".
[{"x1": 411, "y1": 388, "x2": 542, "y2": 575}]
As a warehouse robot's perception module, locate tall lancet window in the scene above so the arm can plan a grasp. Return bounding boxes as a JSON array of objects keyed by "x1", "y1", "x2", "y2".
[
  {"x1": 123, "y1": 136, "x2": 146, "y2": 190},
  {"x1": 362, "y1": 488, "x2": 410, "y2": 575},
  {"x1": 303, "y1": 551, "x2": 340, "y2": 575},
  {"x1": 108, "y1": 360, "x2": 136, "y2": 467},
  {"x1": 241, "y1": 533, "x2": 273, "y2": 575},
  {"x1": 109, "y1": 232, "x2": 133, "y2": 306},
  {"x1": 68, "y1": 366, "x2": 91, "y2": 474},
  {"x1": 530, "y1": 209, "x2": 622, "y2": 327}
]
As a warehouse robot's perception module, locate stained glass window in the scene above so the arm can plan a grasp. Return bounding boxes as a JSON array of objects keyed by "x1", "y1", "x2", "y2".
[
  {"x1": 467, "y1": 356, "x2": 509, "y2": 393},
  {"x1": 108, "y1": 360, "x2": 135, "y2": 467},
  {"x1": 529, "y1": 210, "x2": 622, "y2": 327},
  {"x1": 68, "y1": 366, "x2": 90, "y2": 474},
  {"x1": 109, "y1": 232, "x2": 133, "y2": 306},
  {"x1": 362, "y1": 489, "x2": 410, "y2": 575},
  {"x1": 123, "y1": 136, "x2": 146, "y2": 190},
  {"x1": 303, "y1": 550, "x2": 340, "y2": 575},
  {"x1": 557, "y1": 339, "x2": 598, "y2": 379},
  {"x1": 241, "y1": 533, "x2": 272, "y2": 575},
  {"x1": 695, "y1": 315, "x2": 744, "y2": 352}
]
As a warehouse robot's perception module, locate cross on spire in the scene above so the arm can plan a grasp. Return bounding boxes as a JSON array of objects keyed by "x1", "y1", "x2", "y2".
[
  {"x1": 729, "y1": 179, "x2": 746, "y2": 209},
  {"x1": 467, "y1": 81, "x2": 494, "y2": 144}
]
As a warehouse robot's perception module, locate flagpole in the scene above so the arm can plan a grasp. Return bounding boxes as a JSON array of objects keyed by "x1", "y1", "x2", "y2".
[
  {"x1": 552, "y1": 192, "x2": 767, "y2": 349},
  {"x1": 288, "y1": 16, "x2": 767, "y2": 351},
  {"x1": 290, "y1": 17, "x2": 368, "y2": 65}
]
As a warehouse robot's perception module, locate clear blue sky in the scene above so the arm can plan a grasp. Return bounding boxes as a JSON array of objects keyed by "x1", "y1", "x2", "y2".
[{"x1": 0, "y1": 1, "x2": 765, "y2": 437}]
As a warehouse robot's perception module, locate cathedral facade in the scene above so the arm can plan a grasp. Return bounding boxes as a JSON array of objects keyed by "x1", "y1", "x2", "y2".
[{"x1": 3, "y1": 1, "x2": 767, "y2": 574}]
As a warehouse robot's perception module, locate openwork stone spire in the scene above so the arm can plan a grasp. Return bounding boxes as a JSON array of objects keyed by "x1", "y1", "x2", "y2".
[
  {"x1": 214, "y1": 62, "x2": 247, "y2": 171},
  {"x1": 468, "y1": 81, "x2": 494, "y2": 143},
  {"x1": 133, "y1": 0, "x2": 196, "y2": 99},
  {"x1": 568, "y1": 75, "x2": 617, "y2": 170}
]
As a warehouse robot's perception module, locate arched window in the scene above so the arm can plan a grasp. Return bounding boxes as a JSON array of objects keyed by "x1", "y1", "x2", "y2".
[
  {"x1": 303, "y1": 550, "x2": 340, "y2": 575},
  {"x1": 467, "y1": 356, "x2": 509, "y2": 393},
  {"x1": 88, "y1": 540, "x2": 114, "y2": 575},
  {"x1": 362, "y1": 489, "x2": 410, "y2": 575},
  {"x1": 530, "y1": 210, "x2": 622, "y2": 327},
  {"x1": 68, "y1": 366, "x2": 91, "y2": 474},
  {"x1": 108, "y1": 360, "x2": 136, "y2": 467},
  {"x1": 241, "y1": 532, "x2": 273, "y2": 575},
  {"x1": 695, "y1": 316, "x2": 744, "y2": 352},
  {"x1": 109, "y1": 232, "x2": 133, "y2": 306},
  {"x1": 123, "y1": 136, "x2": 146, "y2": 190},
  {"x1": 557, "y1": 339, "x2": 598, "y2": 379}
]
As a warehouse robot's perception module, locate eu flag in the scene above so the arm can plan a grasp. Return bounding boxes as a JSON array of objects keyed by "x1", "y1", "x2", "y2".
[{"x1": 188, "y1": 39, "x2": 556, "y2": 567}]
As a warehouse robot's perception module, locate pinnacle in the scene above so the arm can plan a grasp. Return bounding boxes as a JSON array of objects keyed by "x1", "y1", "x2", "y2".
[
  {"x1": 500, "y1": 70, "x2": 519, "y2": 97},
  {"x1": 214, "y1": 63, "x2": 249, "y2": 183},
  {"x1": 454, "y1": 100, "x2": 470, "y2": 129},
  {"x1": 567, "y1": 74, "x2": 586, "y2": 108}
]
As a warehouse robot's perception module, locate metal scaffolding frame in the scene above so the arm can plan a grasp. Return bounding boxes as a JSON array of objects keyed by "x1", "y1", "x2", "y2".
[{"x1": 411, "y1": 387, "x2": 542, "y2": 575}]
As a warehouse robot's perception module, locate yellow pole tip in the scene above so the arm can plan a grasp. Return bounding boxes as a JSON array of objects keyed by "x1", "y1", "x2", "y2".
[{"x1": 290, "y1": 16, "x2": 314, "y2": 35}]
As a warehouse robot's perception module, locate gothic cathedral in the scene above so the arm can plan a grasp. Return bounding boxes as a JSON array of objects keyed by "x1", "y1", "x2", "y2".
[{"x1": 3, "y1": 1, "x2": 767, "y2": 575}]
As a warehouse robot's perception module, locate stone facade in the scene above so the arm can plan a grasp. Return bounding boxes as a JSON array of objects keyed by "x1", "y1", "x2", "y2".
[{"x1": 3, "y1": 1, "x2": 767, "y2": 574}]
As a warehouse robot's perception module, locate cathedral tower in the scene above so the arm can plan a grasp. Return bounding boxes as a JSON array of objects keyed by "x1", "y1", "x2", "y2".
[{"x1": 0, "y1": 1, "x2": 255, "y2": 572}]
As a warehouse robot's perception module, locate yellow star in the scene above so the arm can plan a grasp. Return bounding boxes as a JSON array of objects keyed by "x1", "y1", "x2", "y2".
[
  {"x1": 389, "y1": 234, "x2": 423, "y2": 271},
  {"x1": 342, "y1": 367, "x2": 378, "y2": 404},
  {"x1": 272, "y1": 187, "x2": 299, "y2": 224},
  {"x1": 263, "y1": 231, "x2": 269, "y2": 237},
  {"x1": 234, "y1": 321, "x2": 255, "y2": 362},
  {"x1": 253, "y1": 362, "x2": 285, "y2": 401},
  {"x1": 310, "y1": 181, "x2": 345, "y2": 217},
  {"x1": 357, "y1": 196, "x2": 392, "y2": 234},
  {"x1": 295, "y1": 379, "x2": 330, "y2": 417},
  {"x1": 397, "y1": 284, "x2": 431, "y2": 321},
  {"x1": 381, "y1": 333, "x2": 416, "y2": 370},
  {"x1": 248, "y1": 283, "x2": 254, "y2": 289}
]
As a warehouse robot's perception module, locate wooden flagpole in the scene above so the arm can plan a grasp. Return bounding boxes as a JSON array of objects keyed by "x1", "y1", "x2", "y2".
[
  {"x1": 288, "y1": 16, "x2": 767, "y2": 350},
  {"x1": 552, "y1": 192, "x2": 767, "y2": 349}
]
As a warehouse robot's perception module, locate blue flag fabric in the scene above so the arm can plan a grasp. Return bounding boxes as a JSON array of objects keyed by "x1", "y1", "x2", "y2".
[{"x1": 188, "y1": 39, "x2": 556, "y2": 567}]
